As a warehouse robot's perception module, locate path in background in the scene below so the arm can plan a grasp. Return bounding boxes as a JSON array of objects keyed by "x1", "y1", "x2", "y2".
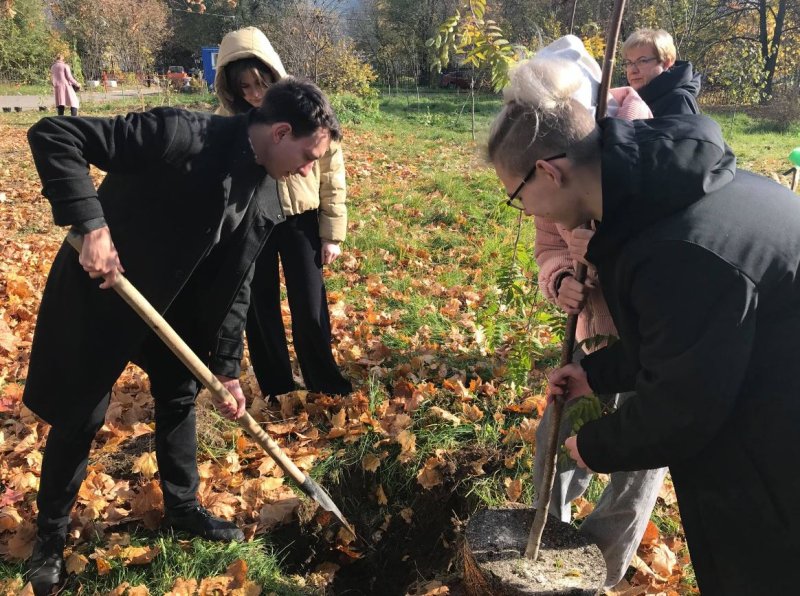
[{"x1": 0, "y1": 87, "x2": 164, "y2": 111}]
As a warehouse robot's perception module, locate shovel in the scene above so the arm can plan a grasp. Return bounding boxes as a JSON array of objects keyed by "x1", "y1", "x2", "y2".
[
  {"x1": 66, "y1": 231, "x2": 353, "y2": 532},
  {"x1": 524, "y1": 0, "x2": 628, "y2": 561}
]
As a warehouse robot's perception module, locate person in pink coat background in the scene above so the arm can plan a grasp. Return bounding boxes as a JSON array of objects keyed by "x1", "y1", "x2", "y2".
[{"x1": 51, "y1": 55, "x2": 80, "y2": 116}]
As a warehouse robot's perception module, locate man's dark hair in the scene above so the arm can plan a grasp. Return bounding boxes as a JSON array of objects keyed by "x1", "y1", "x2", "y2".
[{"x1": 252, "y1": 76, "x2": 342, "y2": 142}]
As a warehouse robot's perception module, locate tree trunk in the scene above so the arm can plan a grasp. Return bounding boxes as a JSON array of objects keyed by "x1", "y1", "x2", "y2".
[{"x1": 758, "y1": 0, "x2": 788, "y2": 103}]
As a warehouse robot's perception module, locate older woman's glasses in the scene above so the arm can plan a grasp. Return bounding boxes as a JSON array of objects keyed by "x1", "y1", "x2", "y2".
[
  {"x1": 621, "y1": 57, "x2": 660, "y2": 70},
  {"x1": 505, "y1": 153, "x2": 567, "y2": 210}
]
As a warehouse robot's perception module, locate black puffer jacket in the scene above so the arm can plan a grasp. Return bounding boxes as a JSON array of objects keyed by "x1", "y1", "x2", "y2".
[
  {"x1": 578, "y1": 115, "x2": 800, "y2": 594},
  {"x1": 637, "y1": 60, "x2": 701, "y2": 116}
]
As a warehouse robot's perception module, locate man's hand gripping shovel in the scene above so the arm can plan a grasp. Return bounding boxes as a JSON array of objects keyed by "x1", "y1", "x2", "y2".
[{"x1": 66, "y1": 230, "x2": 353, "y2": 534}]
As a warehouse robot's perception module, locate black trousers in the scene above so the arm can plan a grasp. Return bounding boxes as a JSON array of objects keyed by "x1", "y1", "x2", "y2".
[
  {"x1": 56, "y1": 105, "x2": 78, "y2": 116},
  {"x1": 246, "y1": 209, "x2": 351, "y2": 396},
  {"x1": 36, "y1": 293, "x2": 203, "y2": 535}
]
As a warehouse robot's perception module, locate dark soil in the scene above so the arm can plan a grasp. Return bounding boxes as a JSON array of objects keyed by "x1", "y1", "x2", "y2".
[
  {"x1": 465, "y1": 508, "x2": 605, "y2": 595},
  {"x1": 269, "y1": 447, "x2": 506, "y2": 595}
]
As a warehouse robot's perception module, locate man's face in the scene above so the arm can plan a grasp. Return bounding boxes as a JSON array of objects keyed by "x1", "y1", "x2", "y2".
[
  {"x1": 250, "y1": 124, "x2": 331, "y2": 179},
  {"x1": 623, "y1": 45, "x2": 667, "y2": 91}
]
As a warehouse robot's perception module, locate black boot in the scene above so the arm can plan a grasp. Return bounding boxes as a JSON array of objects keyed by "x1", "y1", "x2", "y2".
[
  {"x1": 164, "y1": 505, "x2": 244, "y2": 542},
  {"x1": 24, "y1": 531, "x2": 65, "y2": 596}
]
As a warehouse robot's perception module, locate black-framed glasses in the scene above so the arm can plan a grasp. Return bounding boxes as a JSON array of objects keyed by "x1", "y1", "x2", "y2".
[
  {"x1": 621, "y1": 57, "x2": 660, "y2": 70},
  {"x1": 505, "y1": 153, "x2": 567, "y2": 210}
]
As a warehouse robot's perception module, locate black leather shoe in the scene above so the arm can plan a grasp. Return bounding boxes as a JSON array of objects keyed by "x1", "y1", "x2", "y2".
[
  {"x1": 164, "y1": 505, "x2": 244, "y2": 542},
  {"x1": 24, "y1": 531, "x2": 65, "y2": 596}
]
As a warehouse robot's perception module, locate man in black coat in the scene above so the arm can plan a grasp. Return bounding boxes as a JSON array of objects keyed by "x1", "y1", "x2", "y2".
[
  {"x1": 23, "y1": 77, "x2": 341, "y2": 594},
  {"x1": 622, "y1": 28, "x2": 701, "y2": 116},
  {"x1": 547, "y1": 115, "x2": 800, "y2": 593}
]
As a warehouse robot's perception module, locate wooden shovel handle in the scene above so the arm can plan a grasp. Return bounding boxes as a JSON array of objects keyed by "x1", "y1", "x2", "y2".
[
  {"x1": 525, "y1": 0, "x2": 628, "y2": 561},
  {"x1": 65, "y1": 231, "x2": 307, "y2": 485}
]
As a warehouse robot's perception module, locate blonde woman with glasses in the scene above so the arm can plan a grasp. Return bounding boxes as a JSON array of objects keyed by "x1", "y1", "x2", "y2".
[{"x1": 622, "y1": 28, "x2": 701, "y2": 116}]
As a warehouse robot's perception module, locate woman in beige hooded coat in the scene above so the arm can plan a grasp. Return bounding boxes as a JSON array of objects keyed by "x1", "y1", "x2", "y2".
[{"x1": 215, "y1": 27, "x2": 352, "y2": 397}]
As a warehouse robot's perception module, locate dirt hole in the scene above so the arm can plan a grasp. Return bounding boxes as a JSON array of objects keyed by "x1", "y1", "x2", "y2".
[{"x1": 270, "y1": 449, "x2": 503, "y2": 595}]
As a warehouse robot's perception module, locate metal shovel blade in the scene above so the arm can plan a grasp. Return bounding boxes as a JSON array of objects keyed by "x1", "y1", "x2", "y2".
[{"x1": 299, "y1": 474, "x2": 352, "y2": 531}]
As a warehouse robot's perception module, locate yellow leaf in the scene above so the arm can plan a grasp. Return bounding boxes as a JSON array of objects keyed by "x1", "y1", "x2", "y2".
[
  {"x1": 106, "y1": 582, "x2": 130, "y2": 595},
  {"x1": 226, "y1": 558, "x2": 248, "y2": 588},
  {"x1": 331, "y1": 408, "x2": 346, "y2": 429},
  {"x1": 361, "y1": 454, "x2": 381, "y2": 472},
  {"x1": 0, "y1": 318, "x2": 18, "y2": 354},
  {"x1": 119, "y1": 545, "x2": 160, "y2": 565},
  {"x1": 519, "y1": 418, "x2": 537, "y2": 444},
  {"x1": 400, "y1": 507, "x2": 414, "y2": 524},
  {"x1": 132, "y1": 452, "x2": 158, "y2": 479},
  {"x1": 504, "y1": 477, "x2": 523, "y2": 502},
  {"x1": 95, "y1": 556, "x2": 112, "y2": 575},
  {"x1": 461, "y1": 403, "x2": 484, "y2": 422},
  {"x1": 165, "y1": 577, "x2": 198, "y2": 596},
  {"x1": 375, "y1": 484, "x2": 388, "y2": 506},
  {"x1": 651, "y1": 542, "x2": 677, "y2": 578},
  {"x1": 65, "y1": 552, "x2": 88, "y2": 574},
  {"x1": 259, "y1": 495, "x2": 300, "y2": 529},
  {"x1": 428, "y1": 406, "x2": 461, "y2": 426},
  {"x1": 573, "y1": 497, "x2": 594, "y2": 520},
  {"x1": 396, "y1": 429, "x2": 417, "y2": 463},
  {"x1": 0, "y1": 505, "x2": 23, "y2": 531},
  {"x1": 416, "y1": 457, "x2": 443, "y2": 490}
]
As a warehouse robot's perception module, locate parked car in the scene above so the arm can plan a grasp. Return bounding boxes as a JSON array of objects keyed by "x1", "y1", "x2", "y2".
[
  {"x1": 441, "y1": 71, "x2": 474, "y2": 90},
  {"x1": 166, "y1": 66, "x2": 190, "y2": 89}
]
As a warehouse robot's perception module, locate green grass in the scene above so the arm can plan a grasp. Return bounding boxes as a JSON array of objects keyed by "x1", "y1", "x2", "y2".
[
  {"x1": 0, "y1": 82, "x2": 53, "y2": 96},
  {"x1": 704, "y1": 107, "x2": 800, "y2": 175},
  {"x1": 0, "y1": 534, "x2": 313, "y2": 595}
]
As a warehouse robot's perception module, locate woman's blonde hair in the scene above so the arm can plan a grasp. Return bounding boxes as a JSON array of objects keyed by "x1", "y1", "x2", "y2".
[
  {"x1": 487, "y1": 56, "x2": 599, "y2": 177},
  {"x1": 622, "y1": 29, "x2": 676, "y2": 64}
]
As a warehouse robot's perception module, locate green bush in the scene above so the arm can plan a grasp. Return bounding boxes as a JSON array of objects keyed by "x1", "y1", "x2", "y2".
[
  {"x1": 330, "y1": 91, "x2": 380, "y2": 124},
  {"x1": 0, "y1": 0, "x2": 66, "y2": 83}
]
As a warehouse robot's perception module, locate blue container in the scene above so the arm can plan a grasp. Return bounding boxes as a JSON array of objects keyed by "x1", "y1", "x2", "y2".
[{"x1": 201, "y1": 46, "x2": 220, "y2": 91}]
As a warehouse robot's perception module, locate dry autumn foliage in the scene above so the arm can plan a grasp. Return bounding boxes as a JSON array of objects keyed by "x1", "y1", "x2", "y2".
[{"x1": 0, "y1": 115, "x2": 690, "y2": 594}]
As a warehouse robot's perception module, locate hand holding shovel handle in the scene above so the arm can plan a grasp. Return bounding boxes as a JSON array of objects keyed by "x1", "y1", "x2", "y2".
[
  {"x1": 66, "y1": 230, "x2": 352, "y2": 531},
  {"x1": 525, "y1": 0, "x2": 628, "y2": 560}
]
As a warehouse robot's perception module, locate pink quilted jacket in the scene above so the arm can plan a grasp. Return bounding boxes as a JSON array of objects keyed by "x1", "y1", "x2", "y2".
[{"x1": 534, "y1": 87, "x2": 652, "y2": 349}]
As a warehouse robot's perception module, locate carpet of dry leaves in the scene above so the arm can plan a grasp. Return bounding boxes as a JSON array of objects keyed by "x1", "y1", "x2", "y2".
[{"x1": 0, "y1": 112, "x2": 693, "y2": 596}]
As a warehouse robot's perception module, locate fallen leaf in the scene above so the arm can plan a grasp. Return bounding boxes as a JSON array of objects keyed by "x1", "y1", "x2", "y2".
[
  {"x1": 504, "y1": 477, "x2": 523, "y2": 502},
  {"x1": 650, "y1": 542, "x2": 677, "y2": 578},
  {"x1": 0, "y1": 318, "x2": 18, "y2": 354},
  {"x1": 4, "y1": 521, "x2": 36, "y2": 560},
  {"x1": 640, "y1": 520, "x2": 660, "y2": 546},
  {"x1": 362, "y1": 454, "x2": 381, "y2": 472},
  {"x1": 428, "y1": 406, "x2": 461, "y2": 426},
  {"x1": 375, "y1": 484, "x2": 388, "y2": 506},
  {"x1": 461, "y1": 403, "x2": 484, "y2": 422},
  {"x1": 573, "y1": 497, "x2": 594, "y2": 520},
  {"x1": 132, "y1": 452, "x2": 159, "y2": 479},
  {"x1": 416, "y1": 457, "x2": 443, "y2": 490},
  {"x1": 226, "y1": 558, "x2": 248, "y2": 588},
  {"x1": 519, "y1": 418, "x2": 538, "y2": 444},
  {"x1": 396, "y1": 429, "x2": 416, "y2": 463},
  {"x1": 65, "y1": 552, "x2": 89, "y2": 574},
  {"x1": 165, "y1": 577, "x2": 198, "y2": 596},
  {"x1": 400, "y1": 507, "x2": 414, "y2": 524}
]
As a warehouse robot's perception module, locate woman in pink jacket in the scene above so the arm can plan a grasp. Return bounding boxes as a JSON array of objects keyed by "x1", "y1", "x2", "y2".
[
  {"x1": 529, "y1": 36, "x2": 667, "y2": 589},
  {"x1": 51, "y1": 55, "x2": 80, "y2": 116}
]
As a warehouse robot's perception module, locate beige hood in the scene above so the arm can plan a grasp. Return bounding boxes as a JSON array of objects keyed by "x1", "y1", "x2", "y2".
[{"x1": 214, "y1": 27, "x2": 287, "y2": 115}]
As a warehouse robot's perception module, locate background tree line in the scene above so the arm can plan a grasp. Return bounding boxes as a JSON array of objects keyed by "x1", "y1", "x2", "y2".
[{"x1": 0, "y1": 0, "x2": 798, "y2": 106}]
